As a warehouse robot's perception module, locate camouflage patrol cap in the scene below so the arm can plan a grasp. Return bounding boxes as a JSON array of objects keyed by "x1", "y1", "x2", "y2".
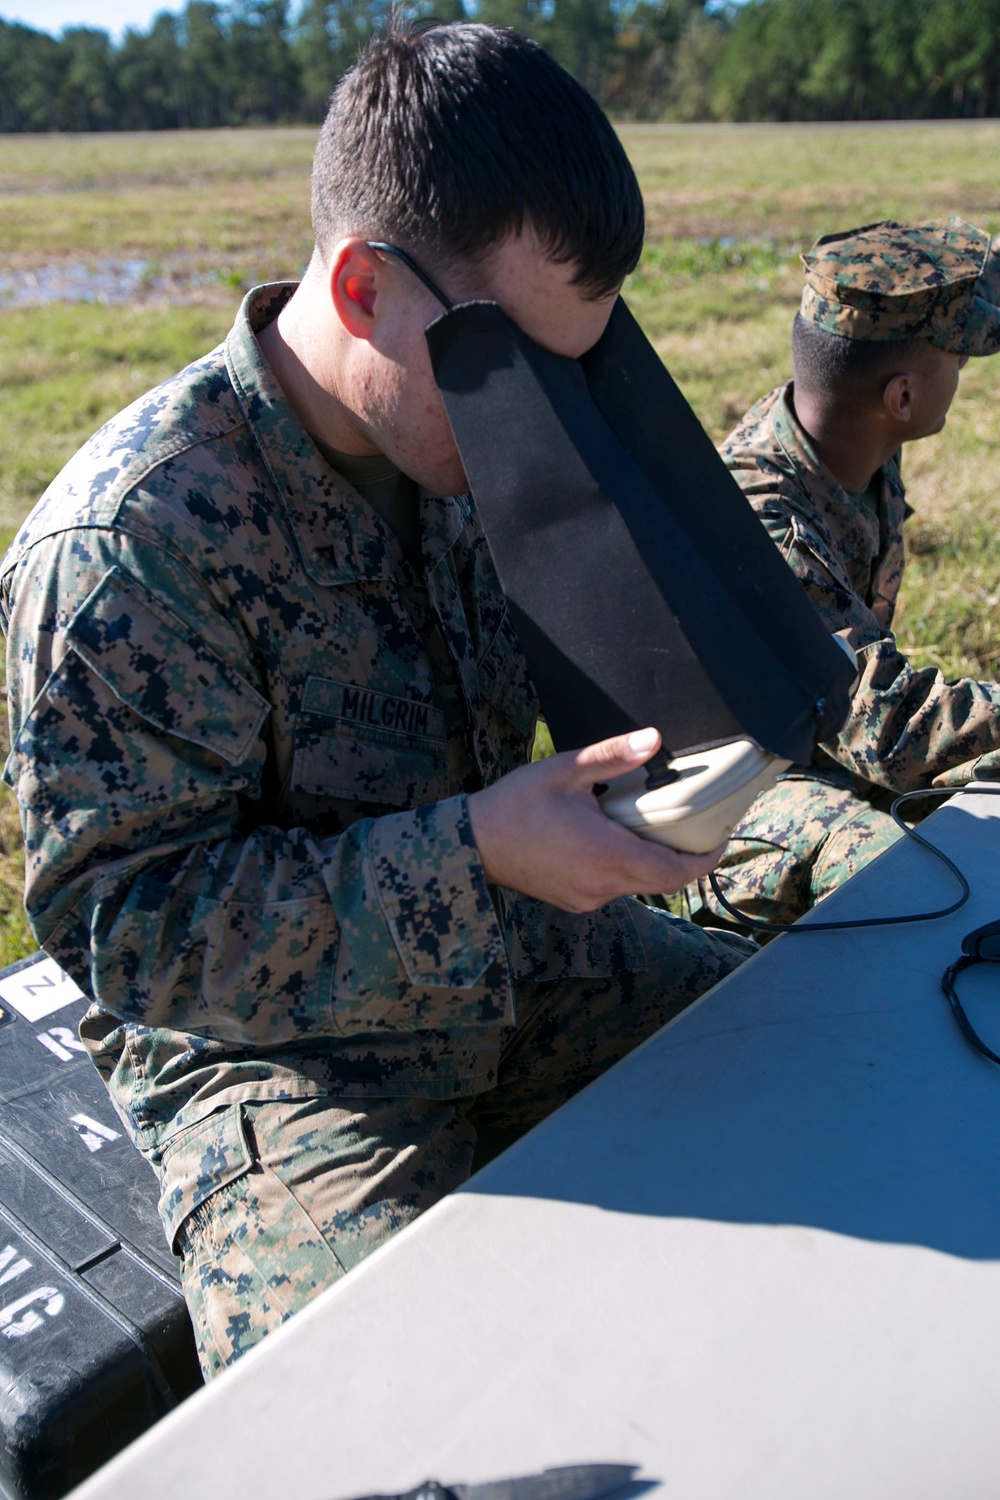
[{"x1": 799, "y1": 216, "x2": 1000, "y2": 355}]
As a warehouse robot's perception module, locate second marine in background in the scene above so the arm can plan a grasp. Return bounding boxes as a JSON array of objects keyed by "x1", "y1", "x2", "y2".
[{"x1": 686, "y1": 217, "x2": 1000, "y2": 932}]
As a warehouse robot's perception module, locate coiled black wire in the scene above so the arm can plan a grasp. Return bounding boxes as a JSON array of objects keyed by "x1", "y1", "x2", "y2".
[
  {"x1": 706, "y1": 784, "x2": 1000, "y2": 935},
  {"x1": 706, "y1": 781, "x2": 1000, "y2": 1066}
]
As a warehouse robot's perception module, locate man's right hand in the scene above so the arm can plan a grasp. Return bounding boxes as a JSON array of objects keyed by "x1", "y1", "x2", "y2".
[{"x1": 466, "y1": 727, "x2": 727, "y2": 914}]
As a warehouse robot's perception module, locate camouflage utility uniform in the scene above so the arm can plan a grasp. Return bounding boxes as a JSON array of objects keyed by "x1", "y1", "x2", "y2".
[
  {"x1": 688, "y1": 218, "x2": 1000, "y2": 931},
  {"x1": 1, "y1": 286, "x2": 750, "y2": 1376}
]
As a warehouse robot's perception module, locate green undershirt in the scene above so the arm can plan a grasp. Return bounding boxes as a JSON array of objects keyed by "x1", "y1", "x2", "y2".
[
  {"x1": 313, "y1": 436, "x2": 422, "y2": 562},
  {"x1": 844, "y1": 470, "x2": 882, "y2": 521}
]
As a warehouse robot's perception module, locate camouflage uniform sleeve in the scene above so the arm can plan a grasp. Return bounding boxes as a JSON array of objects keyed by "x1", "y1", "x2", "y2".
[
  {"x1": 1, "y1": 527, "x2": 505, "y2": 1046},
  {"x1": 757, "y1": 508, "x2": 1000, "y2": 791}
]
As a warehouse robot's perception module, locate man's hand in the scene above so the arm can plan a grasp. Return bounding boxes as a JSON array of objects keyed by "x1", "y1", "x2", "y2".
[{"x1": 467, "y1": 727, "x2": 727, "y2": 914}]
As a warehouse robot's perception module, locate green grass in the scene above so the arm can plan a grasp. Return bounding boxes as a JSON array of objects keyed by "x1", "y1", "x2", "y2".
[
  {"x1": 0, "y1": 127, "x2": 317, "y2": 191},
  {"x1": 619, "y1": 121, "x2": 1000, "y2": 244},
  {"x1": 0, "y1": 128, "x2": 315, "y2": 269},
  {"x1": 3, "y1": 120, "x2": 1000, "y2": 957},
  {"x1": 0, "y1": 303, "x2": 235, "y2": 529}
]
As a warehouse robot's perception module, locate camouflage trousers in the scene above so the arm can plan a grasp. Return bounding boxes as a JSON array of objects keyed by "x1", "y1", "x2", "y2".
[
  {"x1": 157, "y1": 904, "x2": 750, "y2": 1380},
  {"x1": 683, "y1": 767, "x2": 904, "y2": 934}
]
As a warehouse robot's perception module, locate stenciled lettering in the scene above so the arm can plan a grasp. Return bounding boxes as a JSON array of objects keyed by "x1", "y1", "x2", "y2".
[
  {"x1": 0, "y1": 1246, "x2": 31, "y2": 1289},
  {"x1": 70, "y1": 1113, "x2": 122, "y2": 1153},
  {"x1": 0, "y1": 1286, "x2": 65, "y2": 1339},
  {"x1": 23, "y1": 974, "x2": 55, "y2": 997},
  {"x1": 37, "y1": 1026, "x2": 86, "y2": 1062}
]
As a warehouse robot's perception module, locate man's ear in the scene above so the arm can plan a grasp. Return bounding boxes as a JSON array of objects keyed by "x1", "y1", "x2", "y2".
[
  {"x1": 882, "y1": 371, "x2": 914, "y2": 424},
  {"x1": 329, "y1": 239, "x2": 381, "y2": 340}
]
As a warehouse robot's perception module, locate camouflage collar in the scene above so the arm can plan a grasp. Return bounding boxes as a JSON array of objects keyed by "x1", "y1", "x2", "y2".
[{"x1": 226, "y1": 284, "x2": 467, "y2": 586}]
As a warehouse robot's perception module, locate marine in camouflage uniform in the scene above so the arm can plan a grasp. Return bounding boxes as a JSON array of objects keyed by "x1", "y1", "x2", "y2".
[
  {"x1": 686, "y1": 217, "x2": 1000, "y2": 932},
  {"x1": 1, "y1": 33, "x2": 752, "y2": 1379}
]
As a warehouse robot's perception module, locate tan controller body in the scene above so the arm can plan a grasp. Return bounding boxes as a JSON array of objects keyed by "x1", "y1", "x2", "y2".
[{"x1": 598, "y1": 739, "x2": 790, "y2": 855}]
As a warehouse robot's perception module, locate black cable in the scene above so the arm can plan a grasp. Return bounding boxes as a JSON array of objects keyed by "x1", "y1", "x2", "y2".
[
  {"x1": 941, "y1": 954, "x2": 1000, "y2": 1067},
  {"x1": 707, "y1": 779, "x2": 1000, "y2": 1068},
  {"x1": 707, "y1": 782, "x2": 1000, "y2": 935}
]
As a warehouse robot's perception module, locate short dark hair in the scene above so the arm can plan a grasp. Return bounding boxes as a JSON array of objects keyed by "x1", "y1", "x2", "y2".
[
  {"x1": 310, "y1": 21, "x2": 644, "y2": 299},
  {"x1": 792, "y1": 313, "x2": 927, "y2": 405}
]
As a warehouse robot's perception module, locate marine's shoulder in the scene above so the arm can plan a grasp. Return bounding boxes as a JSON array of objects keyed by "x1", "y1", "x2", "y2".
[
  {"x1": 3, "y1": 341, "x2": 245, "y2": 571},
  {"x1": 718, "y1": 384, "x2": 787, "y2": 461},
  {"x1": 717, "y1": 383, "x2": 808, "y2": 504}
]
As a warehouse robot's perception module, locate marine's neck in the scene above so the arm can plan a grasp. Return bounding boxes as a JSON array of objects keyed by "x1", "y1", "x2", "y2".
[
  {"x1": 791, "y1": 385, "x2": 898, "y2": 492},
  {"x1": 256, "y1": 279, "x2": 380, "y2": 459}
]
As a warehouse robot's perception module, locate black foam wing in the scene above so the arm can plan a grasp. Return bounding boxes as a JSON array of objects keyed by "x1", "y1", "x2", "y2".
[{"x1": 427, "y1": 298, "x2": 853, "y2": 763}]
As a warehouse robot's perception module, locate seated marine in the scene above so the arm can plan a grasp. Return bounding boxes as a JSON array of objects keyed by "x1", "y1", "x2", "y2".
[
  {"x1": 1, "y1": 22, "x2": 751, "y2": 1380},
  {"x1": 685, "y1": 217, "x2": 1000, "y2": 932}
]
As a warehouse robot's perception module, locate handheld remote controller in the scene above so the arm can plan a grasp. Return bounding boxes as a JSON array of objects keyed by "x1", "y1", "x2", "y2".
[
  {"x1": 598, "y1": 636, "x2": 858, "y2": 854},
  {"x1": 598, "y1": 739, "x2": 790, "y2": 855}
]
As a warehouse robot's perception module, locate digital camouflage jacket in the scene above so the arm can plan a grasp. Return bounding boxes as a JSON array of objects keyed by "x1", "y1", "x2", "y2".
[
  {"x1": 0, "y1": 285, "x2": 646, "y2": 1156},
  {"x1": 721, "y1": 382, "x2": 1000, "y2": 791}
]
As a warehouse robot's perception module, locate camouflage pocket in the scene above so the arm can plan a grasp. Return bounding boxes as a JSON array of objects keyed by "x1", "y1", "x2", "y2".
[
  {"x1": 157, "y1": 1104, "x2": 252, "y2": 1253},
  {"x1": 291, "y1": 674, "x2": 448, "y2": 807},
  {"x1": 64, "y1": 565, "x2": 270, "y2": 767}
]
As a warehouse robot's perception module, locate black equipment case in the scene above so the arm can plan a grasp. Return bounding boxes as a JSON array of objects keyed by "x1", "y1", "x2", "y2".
[{"x1": 0, "y1": 952, "x2": 201, "y2": 1500}]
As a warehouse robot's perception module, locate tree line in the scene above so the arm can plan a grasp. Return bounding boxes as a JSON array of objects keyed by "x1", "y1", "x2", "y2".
[{"x1": 2, "y1": 0, "x2": 1000, "y2": 132}]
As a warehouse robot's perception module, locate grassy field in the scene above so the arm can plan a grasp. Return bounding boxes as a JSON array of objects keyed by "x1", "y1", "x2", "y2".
[{"x1": 2, "y1": 121, "x2": 1000, "y2": 960}]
